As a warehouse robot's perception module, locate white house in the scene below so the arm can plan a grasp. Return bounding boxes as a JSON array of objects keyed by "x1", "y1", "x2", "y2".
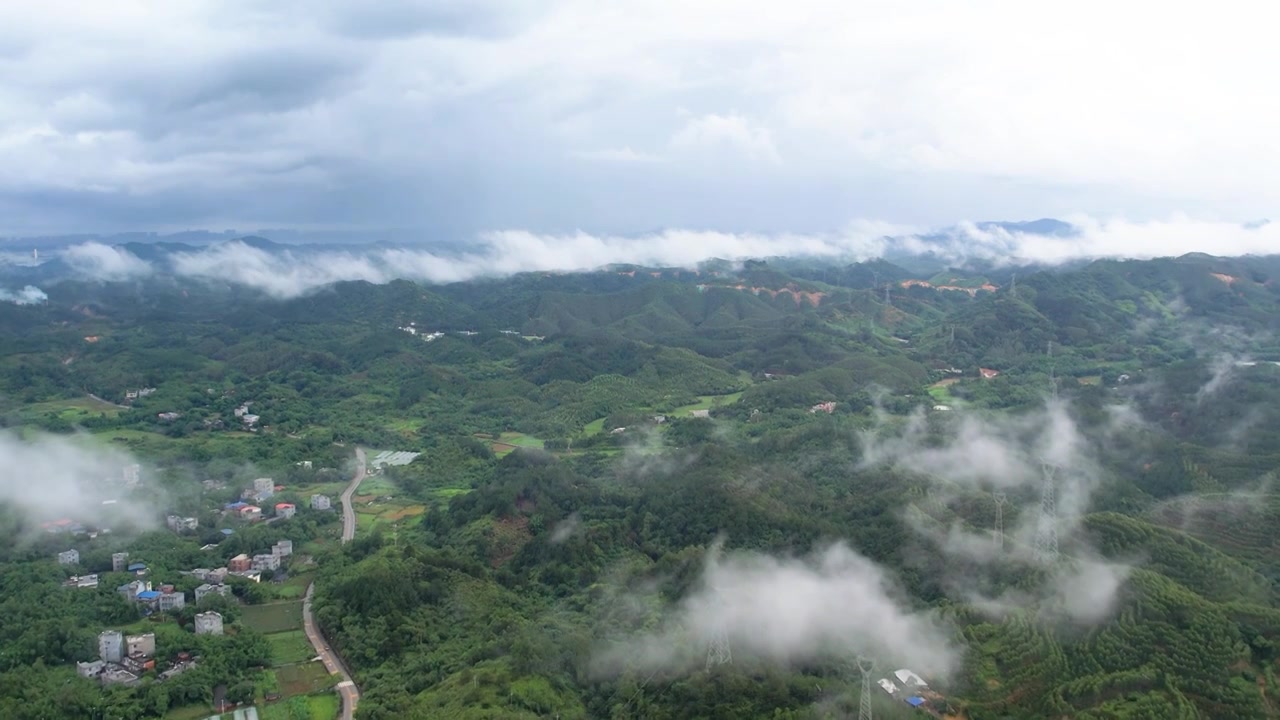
[
  {"x1": 195, "y1": 611, "x2": 224, "y2": 636},
  {"x1": 98, "y1": 630, "x2": 123, "y2": 663},
  {"x1": 57, "y1": 549, "x2": 79, "y2": 565}
]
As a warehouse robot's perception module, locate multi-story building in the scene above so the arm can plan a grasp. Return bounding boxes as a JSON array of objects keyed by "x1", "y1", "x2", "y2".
[
  {"x1": 310, "y1": 494, "x2": 331, "y2": 510},
  {"x1": 252, "y1": 477, "x2": 275, "y2": 501},
  {"x1": 77, "y1": 660, "x2": 105, "y2": 678},
  {"x1": 57, "y1": 549, "x2": 79, "y2": 565},
  {"x1": 166, "y1": 515, "x2": 198, "y2": 533},
  {"x1": 125, "y1": 633, "x2": 155, "y2": 659},
  {"x1": 275, "y1": 503, "x2": 295, "y2": 519},
  {"x1": 251, "y1": 554, "x2": 280, "y2": 572},
  {"x1": 228, "y1": 554, "x2": 251, "y2": 572},
  {"x1": 207, "y1": 567, "x2": 229, "y2": 584},
  {"x1": 272, "y1": 540, "x2": 293, "y2": 558},
  {"x1": 98, "y1": 630, "x2": 123, "y2": 663},
  {"x1": 194, "y1": 611, "x2": 224, "y2": 636},
  {"x1": 158, "y1": 588, "x2": 185, "y2": 612},
  {"x1": 122, "y1": 464, "x2": 141, "y2": 488},
  {"x1": 194, "y1": 583, "x2": 232, "y2": 603},
  {"x1": 117, "y1": 579, "x2": 152, "y2": 602},
  {"x1": 111, "y1": 552, "x2": 129, "y2": 572}
]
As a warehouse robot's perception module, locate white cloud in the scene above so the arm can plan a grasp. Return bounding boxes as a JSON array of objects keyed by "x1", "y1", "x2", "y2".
[
  {"x1": 595, "y1": 542, "x2": 958, "y2": 679},
  {"x1": 0, "y1": 285, "x2": 47, "y2": 304},
  {"x1": 572, "y1": 146, "x2": 665, "y2": 164},
  {"x1": 670, "y1": 113, "x2": 780, "y2": 164},
  {"x1": 61, "y1": 242, "x2": 151, "y2": 281},
  {"x1": 168, "y1": 241, "x2": 385, "y2": 298},
  {"x1": 46, "y1": 214, "x2": 1280, "y2": 298}
]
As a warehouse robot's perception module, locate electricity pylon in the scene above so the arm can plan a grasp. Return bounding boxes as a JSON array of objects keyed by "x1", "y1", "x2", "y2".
[
  {"x1": 993, "y1": 491, "x2": 1008, "y2": 551},
  {"x1": 856, "y1": 656, "x2": 875, "y2": 720},
  {"x1": 1033, "y1": 462, "x2": 1060, "y2": 563},
  {"x1": 705, "y1": 590, "x2": 732, "y2": 669}
]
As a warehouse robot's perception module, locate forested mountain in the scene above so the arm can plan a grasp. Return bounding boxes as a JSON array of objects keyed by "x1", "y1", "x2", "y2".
[{"x1": 2, "y1": 250, "x2": 1280, "y2": 719}]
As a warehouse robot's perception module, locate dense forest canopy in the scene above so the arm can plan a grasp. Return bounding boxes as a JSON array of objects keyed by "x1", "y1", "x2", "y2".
[{"x1": 1, "y1": 248, "x2": 1280, "y2": 719}]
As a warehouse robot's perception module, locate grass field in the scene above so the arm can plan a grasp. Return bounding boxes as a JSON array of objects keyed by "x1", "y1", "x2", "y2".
[
  {"x1": 473, "y1": 431, "x2": 544, "y2": 457},
  {"x1": 13, "y1": 396, "x2": 122, "y2": 421},
  {"x1": 242, "y1": 601, "x2": 304, "y2": 634},
  {"x1": 266, "y1": 630, "x2": 315, "y2": 666},
  {"x1": 351, "y1": 473, "x2": 429, "y2": 537},
  {"x1": 583, "y1": 417, "x2": 606, "y2": 436},
  {"x1": 670, "y1": 392, "x2": 743, "y2": 417},
  {"x1": 276, "y1": 662, "x2": 335, "y2": 695},
  {"x1": 271, "y1": 574, "x2": 313, "y2": 600},
  {"x1": 928, "y1": 379, "x2": 961, "y2": 404},
  {"x1": 162, "y1": 704, "x2": 218, "y2": 720},
  {"x1": 258, "y1": 693, "x2": 340, "y2": 720}
]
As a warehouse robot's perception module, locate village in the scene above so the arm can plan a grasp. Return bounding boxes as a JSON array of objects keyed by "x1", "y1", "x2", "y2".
[{"x1": 51, "y1": 473, "x2": 337, "y2": 698}]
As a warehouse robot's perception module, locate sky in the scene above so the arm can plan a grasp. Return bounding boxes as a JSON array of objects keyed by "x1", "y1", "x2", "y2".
[{"x1": 1, "y1": 1, "x2": 1277, "y2": 238}]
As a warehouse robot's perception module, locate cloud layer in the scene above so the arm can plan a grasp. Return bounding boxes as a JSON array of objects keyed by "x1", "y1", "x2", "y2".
[
  {"x1": 1, "y1": 2, "x2": 1276, "y2": 232},
  {"x1": 39, "y1": 215, "x2": 1280, "y2": 298},
  {"x1": 596, "y1": 542, "x2": 958, "y2": 679}
]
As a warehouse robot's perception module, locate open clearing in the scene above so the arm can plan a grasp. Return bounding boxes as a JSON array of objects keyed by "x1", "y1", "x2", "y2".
[
  {"x1": 476, "y1": 431, "x2": 544, "y2": 457},
  {"x1": 12, "y1": 396, "x2": 122, "y2": 422},
  {"x1": 352, "y1": 473, "x2": 428, "y2": 536},
  {"x1": 242, "y1": 601, "x2": 304, "y2": 634},
  {"x1": 670, "y1": 392, "x2": 743, "y2": 417},
  {"x1": 266, "y1": 630, "x2": 315, "y2": 666},
  {"x1": 275, "y1": 661, "x2": 335, "y2": 695}
]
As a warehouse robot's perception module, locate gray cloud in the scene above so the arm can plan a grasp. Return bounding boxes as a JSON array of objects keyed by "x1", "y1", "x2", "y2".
[
  {"x1": 1, "y1": 3, "x2": 1276, "y2": 233},
  {"x1": 594, "y1": 541, "x2": 959, "y2": 680},
  {"x1": 0, "y1": 285, "x2": 47, "y2": 304}
]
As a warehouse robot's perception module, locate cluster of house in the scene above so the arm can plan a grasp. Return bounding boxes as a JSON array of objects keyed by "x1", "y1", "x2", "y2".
[
  {"x1": 123, "y1": 387, "x2": 156, "y2": 402},
  {"x1": 227, "y1": 539, "x2": 293, "y2": 575},
  {"x1": 876, "y1": 668, "x2": 937, "y2": 710},
  {"x1": 119, "y1": 579, "x2": 187, "y2": 612},
  {"x1": 233, "y1": 402, "x2": 259, "y2": 427},
  {"x1": 166, "y1": 515, "x2": 199, "y2": 533},
  {"x1": 79, "y1": 623, "x2": 216, "y2": 687}
]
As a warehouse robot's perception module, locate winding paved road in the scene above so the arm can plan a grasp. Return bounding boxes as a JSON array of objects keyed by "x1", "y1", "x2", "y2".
[{"x1": 301, "y1": 447, "x2": 365, "y2": 720}]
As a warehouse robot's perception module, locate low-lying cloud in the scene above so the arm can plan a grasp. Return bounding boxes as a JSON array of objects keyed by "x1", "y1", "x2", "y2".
[
  {"x1": 0, "y1": 285, "x2": 47, "y2": 305},
  {"x1": 63, "y1": 241, "x2": 152, "y2": 281},
  {"x1": 864, "y1": 400, "x2": 1136, "y2": 625},
  {"x1": 42, "y1": 215, "x2": 1280, "y2": 299},
  {"x1": 595, "y1": 542, "x2": 958, "y2": 680},
  {"x1": 0, "y1": 430, "x2": 158, "y2": 533}
]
